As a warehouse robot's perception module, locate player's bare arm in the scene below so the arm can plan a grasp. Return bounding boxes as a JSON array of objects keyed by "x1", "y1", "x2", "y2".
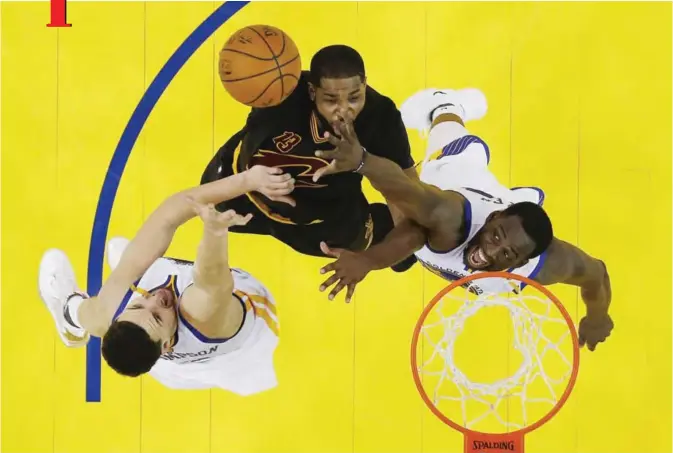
[
  {"x1": 178, "y1": 200, "x2": 251, "y2": 339},
  {"x1": 312, "y1": 114, "x2": 463, "y2": 244},
  {"x1": 318, "y1": 219, "x2": 427, "y2": 302},
  {"x1": 76, "y1": 166, "x2": 295, "y2": 337},
  {"x1": 534, "y1": 238, "x2": 613, "y2": 351},
  {"x1": 384, "y1": 167, "x2": 421, "y2": 225}
]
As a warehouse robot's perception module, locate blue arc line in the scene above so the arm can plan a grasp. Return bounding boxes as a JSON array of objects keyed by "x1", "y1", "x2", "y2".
[{"x1": 85, "y1": 0, "x2": 250, "y2": 402}]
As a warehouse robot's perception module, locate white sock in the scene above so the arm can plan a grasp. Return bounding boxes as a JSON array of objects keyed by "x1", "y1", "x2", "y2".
[
  {"x1": 431, "y1": 103, "x2": 465, "y2": 122},
  {"x1": 64, "y1": 293, "x2": 86, "y2": 330}
]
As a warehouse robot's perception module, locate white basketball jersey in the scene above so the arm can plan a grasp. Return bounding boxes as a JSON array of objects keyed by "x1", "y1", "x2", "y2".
[
  {"x1": 416, "y1": 154, "x2": 548, "y2": 295},
  {"x1": 113, "y1": 257, "x2": 279, "y2": 365}
]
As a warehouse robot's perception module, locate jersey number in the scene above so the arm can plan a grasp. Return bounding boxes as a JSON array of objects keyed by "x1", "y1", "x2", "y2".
[
  {"x1": 273, "y1": 132, "x2": 302, "y2": 153},
  {"x1": 464, "y1": 187, "x2": 511, "y2": 206}
]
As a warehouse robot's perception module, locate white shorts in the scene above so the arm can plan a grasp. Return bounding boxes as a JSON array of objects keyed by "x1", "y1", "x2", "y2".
[
  {"x1": 149, "y1": 314, "x2": 279, "y2": 396},
  {"x1": 419, "y1": 122, "x2": 544, "y2": 205}
]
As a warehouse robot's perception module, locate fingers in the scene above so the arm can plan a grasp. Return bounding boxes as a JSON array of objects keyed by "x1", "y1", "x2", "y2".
[
  {"x1": 319, "y1": 274, "x2": 340, "y2": 292},
  {"x1": 341, "y1": 118, "x2": 358, "y2": 144},
  {"x1": 323, "y1": 132, "x2": 342, "y2": 148},
  {"x1": 265, "y1": 166, "x2": 284, "y2": 175},
  {"x1": 314, "y1": 149, "x2": 339, "y2": 160},
  {"x1": 345, "y1": 284, "x2": 356, "y2": 303},
  {"x1": 328, "y1": 281, "x2": 347, "y2": 301},
  {"x1": 312, "y1": 164, "x2": 337, "y2": 183},
  {"x1": 320, "y1": 241, "x2": 342, "y2": 258}
]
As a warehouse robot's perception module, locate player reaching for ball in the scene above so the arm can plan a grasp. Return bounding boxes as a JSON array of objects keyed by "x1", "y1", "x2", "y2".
[
  {"x1": 313, "y1": 87, "x2": 614, "y2": 352},
  {"x1": 38, "y1": 165, "x2": 290, "y2": 394},
  {"x1": 203, "y1": 43, "x2": 418, "y2": 272}
]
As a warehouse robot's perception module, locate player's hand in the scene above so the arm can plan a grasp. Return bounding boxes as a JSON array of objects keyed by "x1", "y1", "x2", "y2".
[
  {"x1": 312, "y1": 112, "x2": 365, "y2": 182},
  {"x1": 578, "y1": 313, "x2": 613, "y2": 351},
  {"x1": 318, "y1": 241, "x2": 374, "y2": 303},
  {"x1": 247, "y1": 165, "x2": 296, "y2": 206},
  {"x1": 188, "y1": 197, "x2": 252, "y2": 236}
]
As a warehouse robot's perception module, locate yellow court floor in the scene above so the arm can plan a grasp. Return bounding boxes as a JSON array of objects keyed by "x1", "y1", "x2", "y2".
[{"x1": 1, "y1": 1, "x2": 671, "y2": 452}]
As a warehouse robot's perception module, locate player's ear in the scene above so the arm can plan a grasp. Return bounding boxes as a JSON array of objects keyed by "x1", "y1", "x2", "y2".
[
  {"x1": 361, "y1": 75, "x2": 367, "y2": 87},
  {"x1": 161, "y1": 340, "x2": 173, "y2": 354},
  {"x1": 308, "y1": 82, "x2": 316, "y2": 101}
]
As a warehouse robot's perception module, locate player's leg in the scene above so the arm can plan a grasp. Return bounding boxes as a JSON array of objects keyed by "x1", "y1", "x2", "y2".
[{"x1": 400, "y1": 88, "x2": 500, "y2": 190}]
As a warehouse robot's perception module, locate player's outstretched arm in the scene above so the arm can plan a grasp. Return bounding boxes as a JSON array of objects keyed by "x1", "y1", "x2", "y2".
[
  {"x1": 79, "y1": 166, "x2": 294, "y2": 334},
  {"x1": 312, "y1": 115, "x2": 460, "y2": 231},
  {"x1": 318, "y1": 219, "x2": 427, "y2": 302},
  {"x1": 178, "y1": 200, "x2": 249, "y2": 339},
  {"x1": 534, "y1": 238, "x2": 613, "y2": 351}
]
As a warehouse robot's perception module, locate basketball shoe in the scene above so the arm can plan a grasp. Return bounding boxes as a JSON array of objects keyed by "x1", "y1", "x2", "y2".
[
  {"x1": 400, "y1": 88, "x2": 488, "y2": 134},
  {"x1": 38, "y1": 249, "x2": 90, "y2": 347}
]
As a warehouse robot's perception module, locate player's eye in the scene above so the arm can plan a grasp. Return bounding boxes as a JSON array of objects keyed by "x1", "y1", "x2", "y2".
[
  {"x1": 493, "y1": 232, "x2": 500, "y2": 243},
  {"x1": 153, "y1": 314, "x2": 162, "y2": 324},
  {"x1": 349, "y1": 96, "x2": 360, "y2": 103},
  {"x1": 503, "y1": 251, "x2": 510, "y2": 259}
]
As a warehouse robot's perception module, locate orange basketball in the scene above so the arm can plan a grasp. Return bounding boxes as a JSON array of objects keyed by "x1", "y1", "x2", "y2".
[{"x1": 218, "y1": 25, "x2": 302, "y2": 108}]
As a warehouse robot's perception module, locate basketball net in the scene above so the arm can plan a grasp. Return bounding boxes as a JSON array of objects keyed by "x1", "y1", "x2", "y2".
[{"x1": 411, "y1": 272, "x2": 580, "y2": 453}]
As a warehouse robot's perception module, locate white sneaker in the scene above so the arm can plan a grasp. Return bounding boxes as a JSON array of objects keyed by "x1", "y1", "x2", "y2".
[
  {"x1": 107, "y1": 237, "x2": 130, "y2": 270},
  {"x1": 38, "y1": 249, "x2": 89, "y2": 347},
  {"x1": 400, "y1": 88, "x2": 488, "y2": 133}
]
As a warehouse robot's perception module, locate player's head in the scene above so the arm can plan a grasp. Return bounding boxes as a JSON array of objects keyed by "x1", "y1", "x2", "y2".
[
  {"x1": 308, "y1": 45, "x2": 367, "y2": 127},
  {"x1": 101, "y1": 288, "x2": 179, "y2": 377},
  {"x1": 464, "y1": 202, "x2": 553, "y2": 271}
]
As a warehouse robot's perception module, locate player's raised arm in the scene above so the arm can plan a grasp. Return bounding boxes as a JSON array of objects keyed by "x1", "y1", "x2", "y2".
[
  {"x1": 312, "y1": 114, "x2": 461, "y2": 232},
  {"x1": 74, "y1": 166, "x2": 295, "y2": 336},
  {"x1": 534, "y1": 238, "x2": 613, "y2": 351},
  {"x1": 176, "y1": 199, "x2": 250, "y2": 339}
]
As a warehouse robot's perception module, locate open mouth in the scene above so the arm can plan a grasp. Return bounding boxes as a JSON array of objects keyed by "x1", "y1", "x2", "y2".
[
  {"x1": 466, "y1": 246, "x2": 490, "y2": 269},
  {"x1": 156, "y1": 289, "x2": 175, "y2": 308}
]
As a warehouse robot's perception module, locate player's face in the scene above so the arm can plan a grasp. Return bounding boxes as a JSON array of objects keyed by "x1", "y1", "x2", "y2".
[
  {"x1": 464, "y1": 213, "x2": 536, "y2": 271},
  {"x1": 116, "y1": 288, "x2": 179, "y2": 352},
  {"x1": 310, "y1": 76, "x2": 366, "y2": 129}
]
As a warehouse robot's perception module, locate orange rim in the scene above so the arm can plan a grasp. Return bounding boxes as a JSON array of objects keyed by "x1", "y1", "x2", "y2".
[{"x1": 410, "y1": 271, "x2": 580, "y2": 436}]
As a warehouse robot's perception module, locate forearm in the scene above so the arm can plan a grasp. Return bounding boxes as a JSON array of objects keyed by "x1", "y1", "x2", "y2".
[
  {"x1": 192, "y1": 228, "x2": 232, "y2": 292},
  {"x1": 362, "y1": 219, "x2": 426, "y2": 270},
  {"x1": 119, "y1": 171, "x2": 255, "y2": 273},
  {"x1": 361, "y1": 154, "x2": 439, "y2": 226},
  {"x1": 581, "y1": 261, "x2": 611, "y2": 317}
]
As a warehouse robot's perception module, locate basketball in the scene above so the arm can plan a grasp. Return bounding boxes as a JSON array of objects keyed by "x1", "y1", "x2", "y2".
[{"x1": 218, "y1": 25, "x2": 302, "y2": 108}]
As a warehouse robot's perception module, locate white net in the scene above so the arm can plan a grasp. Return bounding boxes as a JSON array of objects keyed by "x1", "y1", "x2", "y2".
[{"x1": 415, "y1": 277, "x2": 577, "y2": 434}]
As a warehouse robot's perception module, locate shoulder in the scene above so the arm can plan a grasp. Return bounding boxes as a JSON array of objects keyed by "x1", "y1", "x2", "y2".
[{"x1": 360, "y1": 84, "x2": 401, "y2": 123}]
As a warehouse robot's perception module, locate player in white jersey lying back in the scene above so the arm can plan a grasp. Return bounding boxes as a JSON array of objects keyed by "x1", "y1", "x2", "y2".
[
  {"x1": 38, "y1": 165, "x2": 294, "y2": 395},
  {"x1": 311, "y1": 88, "x2": 613, "y2": 352}
]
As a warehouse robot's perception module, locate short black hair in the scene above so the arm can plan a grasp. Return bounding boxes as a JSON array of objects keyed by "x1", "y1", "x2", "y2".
[
  {"x1": 309, "y1": 45, "x2": 365, "y2": 86},
  {"x1": 502, "y1": 201, "x2": 553, "y2": 258},
  {"x1": 101, "y1": 320, "x2": 162, "y2": 377}
]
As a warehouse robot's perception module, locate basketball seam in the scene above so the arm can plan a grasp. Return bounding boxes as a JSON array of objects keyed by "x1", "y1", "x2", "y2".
[
  {"x1": 245, "y1": 75, "x2": 283, "y2": 105},
  {"x1": 220, "y1": 53, "x2": 300, "y2": 83},
  {"x1": 244, "y1": 74, "x2": 299, "y2": 105},
  {"x1": 220, "y1": 47, "x2": 277, "y2": 61},
  {"x1": 246, "y1": 26, "x2": 284, "y2": 102}
]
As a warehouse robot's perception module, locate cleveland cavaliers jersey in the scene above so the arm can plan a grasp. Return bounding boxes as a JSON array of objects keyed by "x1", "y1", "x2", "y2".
[
  {"x1": 112, "y1": 258, "x2": 278, "y2": 365},
  {"x1": 416, "y1": 152, "x2": 548, "y2": 295}
]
